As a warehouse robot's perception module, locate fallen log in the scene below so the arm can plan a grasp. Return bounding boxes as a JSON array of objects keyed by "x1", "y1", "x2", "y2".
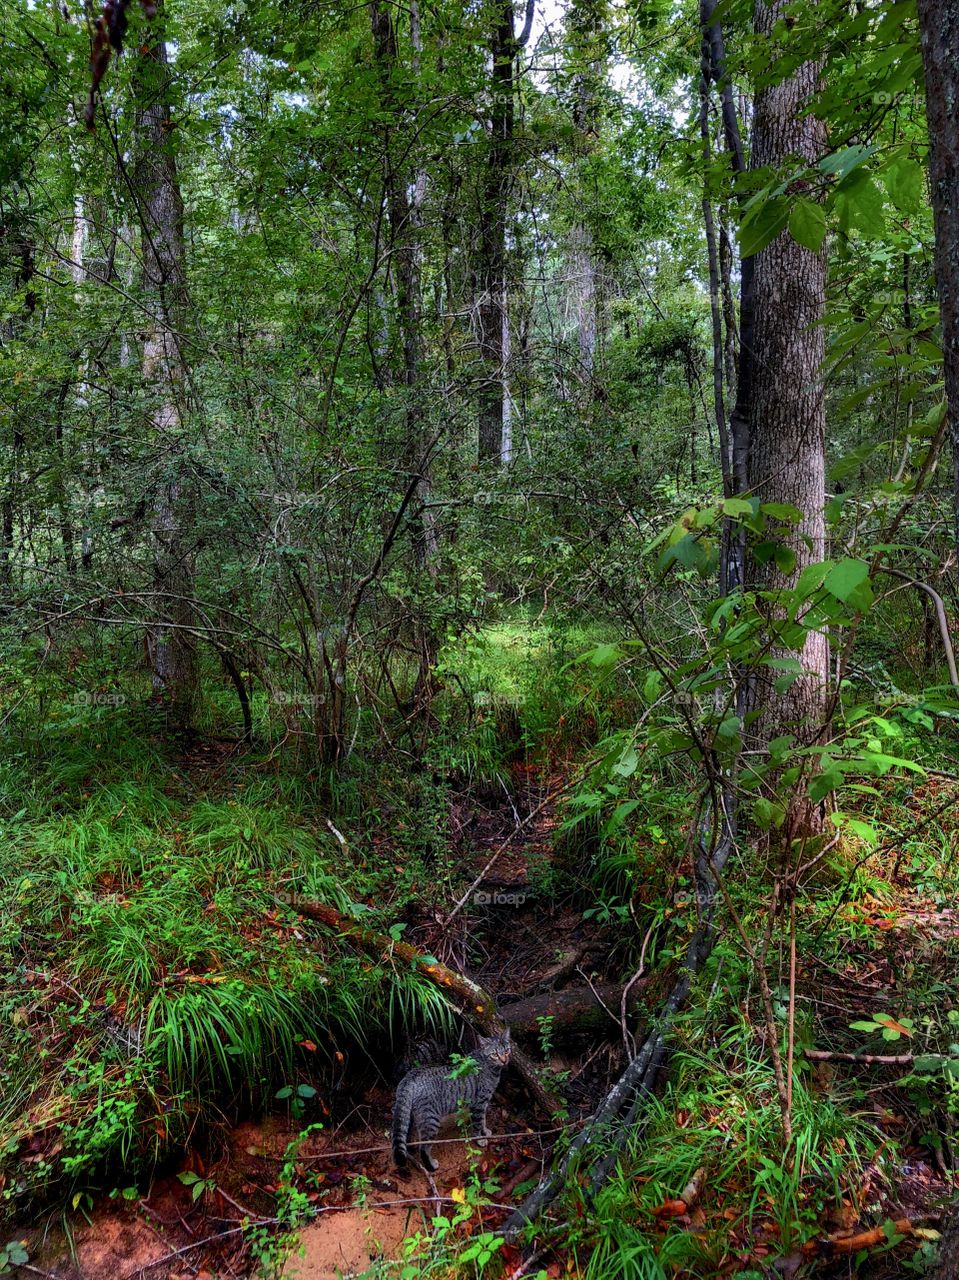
[
  {"x1": 499, "y1": 978, "x2": 656, "y2": 1038},
  {"x1": 278, "y1": 893, "x2": 561, "y2": 1115}
]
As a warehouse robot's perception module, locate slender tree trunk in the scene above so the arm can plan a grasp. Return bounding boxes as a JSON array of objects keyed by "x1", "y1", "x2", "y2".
[
  {"x1": 370, "y1": 0, "x2": 436, "y2": 568},
  {"x1": 699, "y1": 60, "x2": 733, "y2": 507},
  {"x1": 133, "y1": 15, "x2": 199, "y2": 730},
  {"x1": 370, "y1": 0, "x2": 438, "y2": 712},
  {"x1": 0, "y1": 228, "x2": 34, "y2": 599},
  {"x1": 566, "y1": 0, "x2": 607, "y2": 390},
  {"x1": 476, "y1": 0, "x2": 516, "y2": 464},
  {"x1": 916, "y1": 0, "x2": 959, "y2": 547},
  {"x1": 747, "y1": 0, "x2": 829, "y2": 834},
  {"x1": 701, "y1": 0, "x2": 752, "y2": 594}
]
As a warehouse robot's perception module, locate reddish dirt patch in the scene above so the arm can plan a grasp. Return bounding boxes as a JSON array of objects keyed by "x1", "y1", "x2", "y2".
[{"x1": 285, "y1": 1134, "x2": 478, "y2": 1279}]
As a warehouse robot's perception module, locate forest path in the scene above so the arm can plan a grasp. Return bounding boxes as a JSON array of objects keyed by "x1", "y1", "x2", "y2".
[{"x1": 286, "y1": 757, "x2": 592, "y2": 1278}]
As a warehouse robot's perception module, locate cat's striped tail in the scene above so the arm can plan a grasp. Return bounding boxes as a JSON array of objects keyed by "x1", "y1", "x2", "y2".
[{"x1": 391, "y1": 1078, "x2": 413, "y2": 1169}]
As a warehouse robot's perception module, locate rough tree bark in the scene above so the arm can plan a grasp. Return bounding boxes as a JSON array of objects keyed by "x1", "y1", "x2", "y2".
[
  {"x1": 133, "y1": 13, "x2": 199, "y2": 729},
  {"x1": 747, "y1": 0, "x2": 829, "y2": 832},
  {"x1": 917, "y1": 0, "x2": 959, "y2": 549}
]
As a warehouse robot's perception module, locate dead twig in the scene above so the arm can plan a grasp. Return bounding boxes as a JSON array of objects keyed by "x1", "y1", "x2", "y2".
[{"x1": 804, "y1": 1049, "x2": 916, "y2": 1065}]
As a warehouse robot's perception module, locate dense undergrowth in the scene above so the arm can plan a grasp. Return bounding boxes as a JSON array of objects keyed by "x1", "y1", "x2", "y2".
[{"x1": 2, "y1": 607, "x2": 958, "y2": 1278}]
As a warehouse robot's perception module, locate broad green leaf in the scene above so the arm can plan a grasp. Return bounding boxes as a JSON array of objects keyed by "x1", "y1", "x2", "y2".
[
  {"x1": 788, "y1": 198, "x2": 827, "y2": 252},
  {"x1": 605, "y1": 799, "x2": 642, "y2": 833},
  {"x1": 819, "y1": 144, "x2": 878, "y2": 179},
  {"x1": 587, "y1": 642, "x2": 625, "y2": 669},
  {"x1": 795, "y1": 561, "x2": 831, "y2": 597},
  {"x1": 883, "y1": 155, "x2": 924, "y2": 214},
  {"x1": 760, "y1": 502, "x2": 802, "y2": 523},
  {"x1": 823, "y1": 558, "x2": 870, "y2": 602},
  {"x1": 753, "y1": 797, "x2": 785, "y2": 830},
  {"x1": 773, "y1": 543, "x2": 797, "y2": 575},
  {"x1": 643, "y1": 670, "x2": 663, "y2": 702},
  {"x1": 723, "y1": 497, "x2": 755, "y2": 518},
  {"x1": 739, "y1": 197, "x2": 790, "y2": 258},
  {"x1": 835, "y1": 170, "x2": 886, "y2": 237}
]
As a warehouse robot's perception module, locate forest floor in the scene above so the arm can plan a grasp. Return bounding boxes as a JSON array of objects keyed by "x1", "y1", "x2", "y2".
[
  {"x1": 11, "y1": 750, "x2": 959, "y2": 1280},
  {"x1": 17, "y1": 757, "x2": 608, "y2": 1280}
]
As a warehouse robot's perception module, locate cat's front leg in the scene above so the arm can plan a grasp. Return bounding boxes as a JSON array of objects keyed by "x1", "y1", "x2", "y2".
[{"x1": 471, "y1": 1104, "x2": 491, "y2": 1146}]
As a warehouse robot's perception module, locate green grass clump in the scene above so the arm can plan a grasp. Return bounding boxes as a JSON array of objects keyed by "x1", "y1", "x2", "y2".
[
  {"x1": 0, "y1": 702, "x2": 459, "y2": 1217},
  {"x1": 579, "y1": 1026, "x2": 883, "y2": 1277}
]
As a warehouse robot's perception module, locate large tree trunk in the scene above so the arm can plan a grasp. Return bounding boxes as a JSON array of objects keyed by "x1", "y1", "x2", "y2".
[
  {"x1": 747, "y1": 0, "x2": 829, "y2": 834},
  {"x1": 133, "y1": 17, "x2": 199, "y2": 730},
  {"x1": 916, "y1": 0, "x2": 959, "y2": 547}
]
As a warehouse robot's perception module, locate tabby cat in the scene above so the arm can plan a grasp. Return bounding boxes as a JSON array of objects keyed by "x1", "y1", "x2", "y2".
[{"x1": 391, "y1": 1029, "x2": 511, "y2": 1171}]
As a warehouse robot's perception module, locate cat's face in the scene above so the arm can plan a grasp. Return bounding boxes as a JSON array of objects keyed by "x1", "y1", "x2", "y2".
[{"x1": 480, "y1": 1030, "x2": 511, "y2": 1066}]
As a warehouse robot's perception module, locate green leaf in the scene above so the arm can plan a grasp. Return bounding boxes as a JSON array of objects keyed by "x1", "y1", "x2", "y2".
[
  {"x1": 835, "y1": 171, "x2": 886, "y2": 237},
  {"x1": 809, "y1": 768, "x2": 843, "y2": 801},
  {"x1": 753, "y1": 797, "x2": 785, "y2": 830},
  {"x1": 819, "y1": 144, "x2": 878, "y2": 179},
  {"x1": 788, "y1": 198, "x2": 827, "y2": 252},
  {"x1": 723, "y1": 497, "x2": 755, "y2": 518},
  {"x1": 605, "y1": 799, "x2": 642, "y2": 833},
  {"x1": 846, "y1": 818, "x2": 878, "y2": 845},
  {"x1": 823, "y1": 558, "x2": 870, "y2": 602},
  {"x1": 760, "y1": 502, "x2": 803, "y2": 523},
  {"x1": 883, "y1": 155, "x2": 924, "y2": 214},
  {"x1": 772, "y1": 543, "x2": 797, "y2": 574},
  {"x1": 739, "y1": 197, "x2": 790, "y2": 258},
  {"x1": 774, "y1": 672, "x2": 800, "y2": 694},
  {"x1": 795, "y1": 561, "x2": 831, "y2": 598},
  {"x1": 586, "y1": 642, "x2": 624, "y2": 669}
]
